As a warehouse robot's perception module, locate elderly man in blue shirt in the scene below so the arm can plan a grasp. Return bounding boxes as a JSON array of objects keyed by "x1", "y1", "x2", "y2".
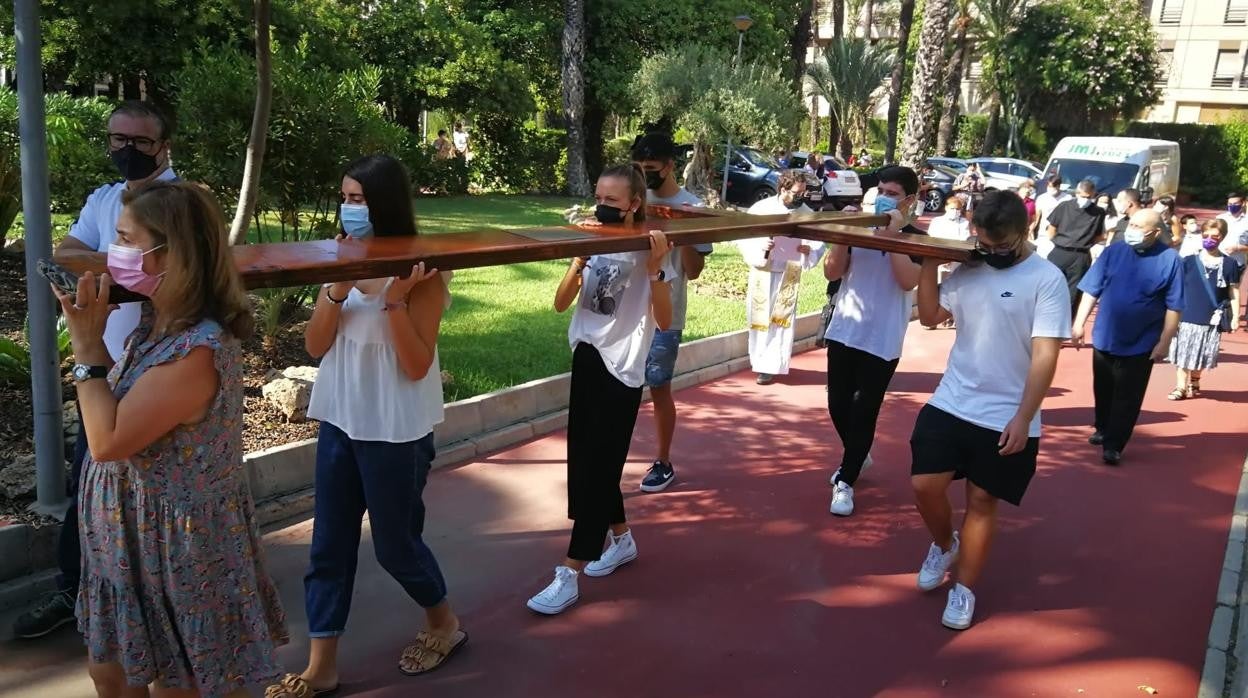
[{"x1": 1071, "y1": 209, "x2": 1184, "y2": 465}]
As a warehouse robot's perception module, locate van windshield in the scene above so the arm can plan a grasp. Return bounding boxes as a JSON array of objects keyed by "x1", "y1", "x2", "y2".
[{"x1": 1043, "y1": 159, "x2": 1139, "y2": 195}]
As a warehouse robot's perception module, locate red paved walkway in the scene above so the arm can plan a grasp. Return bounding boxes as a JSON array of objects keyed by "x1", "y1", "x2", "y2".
[{"x1": 2, "y1": 316, "x2": 1246, "y2": 698}]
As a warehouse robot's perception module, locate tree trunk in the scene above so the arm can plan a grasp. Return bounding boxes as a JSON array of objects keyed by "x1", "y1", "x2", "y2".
[
  {"x1": 899, "y1": 0, "x2": 952, "y2": 167},
  {"x1": 884, "y1": 0, "x2": 916, "y2": 164},
  {"x1": 810, "y1": 95, "x2": 821, "y2": 149},
  {"x1": 935, "y1": 16, "x2": 968, "y2": 157},
  {"x1": 228, "y1": 0, "x2": 272, "y2": 246},
  {"x1": 792, "y1": 0, "x2": 815, "y2": 84},
  {"x1": 839, "y1": 132, "x2": 852, "y2": 160},
  {"x1": 123, "y1": 74, "x2": 142, "y2": 100},
  {"x1": 863, "y1": 0, "x2": 874, "y2": 40},
  {"x1": 828, "y1": 109, "x2": 841, "y2": 154},
  {"x1": 561, "y1": 0, "x2": 592, "y2": 197},
  {"x1": 982, "y1": 92, "x2": 1001, "y2": 155},
  {"x1": 833, "y1": 0, "x2": 845, "y2": 39},
  {"x1": 584, "y1": 102, "x2": 606, "y2": 182}
]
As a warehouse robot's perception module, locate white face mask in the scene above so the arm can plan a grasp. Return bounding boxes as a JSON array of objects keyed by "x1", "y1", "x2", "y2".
[
  {"x1": 1185, "y1": 222, "x2": 1199, "y2": 233},
  {"x1": 946, "y1": 208, "x2": 961, "y2": 219},
  {"x1": 1076, "y1": 196, "x2": 1091, "y2": 209},
  {"x1": 1124, "y1": 228, "x2": 1146, "y2": 246}
]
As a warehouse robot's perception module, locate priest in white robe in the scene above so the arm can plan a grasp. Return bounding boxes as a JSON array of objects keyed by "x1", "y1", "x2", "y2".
[{"x1": 739, "y1": 171, "x2": 825, "y2": 384}]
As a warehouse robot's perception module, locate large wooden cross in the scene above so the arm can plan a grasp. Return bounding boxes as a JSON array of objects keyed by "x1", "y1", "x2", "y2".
[{"x1": 57, "y1": 205, "x2": 975, "y2": 291}]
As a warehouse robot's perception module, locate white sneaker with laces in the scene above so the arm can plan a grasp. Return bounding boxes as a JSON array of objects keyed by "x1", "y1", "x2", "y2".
[
  {"x1": 942, "y1": 583, "x2": 976, "y2": 630},
  {"x1": 584, "y1": 530, "x2": 638, "y2": 577},
  {"x1": 527, "y1": 566, "x2": 579, "y2": 615},
  {"x1": 829, "y1": 481, "x2": 854, "y2": 516},
  {"x1": 917, "y1": 532, "x2": 960, "y2": 591},
  {"x1": 830, "y1": 452, "x2": 873, "y2": 486}
]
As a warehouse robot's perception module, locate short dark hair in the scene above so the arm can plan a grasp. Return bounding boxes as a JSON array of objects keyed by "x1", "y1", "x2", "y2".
[
  {"x1": 1180, "y1": 213, "x2": 1197, "y2": 223},
  {"x1": 778, "y1": 170, "x2": 804, "y2": 192},
  {"x1": 1118, "y1": 188, "x2": 1142, "y2": 206},
  {"x1": 876, "y1": 165, "x2": 919, "y2": 196},
  {"x1": 109, "y1": 100, "x2": 172, "y2": 140},
  {"x1": 1228, "y1": 192, "x2": 1244, "y2": 200},
  {"x1": 437, "y1": 129, "x2": 447, "y2": 137},
  {"x1": 1046, "y1": 175, "x2": 1062, "y2": 188},
  {"x1": 342, "y1": 153, "x2": 419, "y2": 237},
  {"x1": 630, "y1": 132, "x2": 677, "y2": 163},
  {"x1": 972, "y1": 190, "x2": 1029, "y2": 243},
  {"x1": 454, "y1": 121, "x2": 463, "y2": 129}
]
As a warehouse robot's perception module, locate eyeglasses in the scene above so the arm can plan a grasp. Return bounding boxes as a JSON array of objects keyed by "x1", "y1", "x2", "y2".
[
  {"x1": 974, "y1": 241, "x2": 1016, "y2": 256},
  {"x1": 108, "y1": 133, "x2": 161, "y2": 153}
]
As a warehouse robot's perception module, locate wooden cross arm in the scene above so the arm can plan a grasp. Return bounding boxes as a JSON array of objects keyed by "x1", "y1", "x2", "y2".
[{"x1": 796, "y1": 222, "x2": 976, "y2": 262}]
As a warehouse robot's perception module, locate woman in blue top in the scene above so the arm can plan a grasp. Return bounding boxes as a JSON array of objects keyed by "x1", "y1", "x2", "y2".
[{"x1": 1168, "y1": 218, "x2": 1242, "y2": 399}]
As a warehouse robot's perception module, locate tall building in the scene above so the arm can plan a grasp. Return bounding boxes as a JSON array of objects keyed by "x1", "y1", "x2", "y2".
[{"x1": 1145, "y1": 0, "x2": 1248, "y2": 123}]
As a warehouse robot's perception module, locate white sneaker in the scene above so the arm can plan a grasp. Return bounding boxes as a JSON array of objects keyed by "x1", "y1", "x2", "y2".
[
  {"x1": 942, "y1": 583, "x2": 976, "y2": 630},
  {"x1": 829, "y1": 452, "x2": 872, "y2": 486},
  {"x1": 527, "y1": 566, "x2": 579, "y2": 615},
  {"x1": 829, "y1": 481, "x2": 854, "y2": 516},
  {"x1": 584, "y1": 530, "x2": 638, "y2": 577},
  {"x1": 917, "y1": 532, "x2": 960, "y2": 591}
]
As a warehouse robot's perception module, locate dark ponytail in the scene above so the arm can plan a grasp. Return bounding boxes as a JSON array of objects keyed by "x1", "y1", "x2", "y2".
[{"x1": 599, "y1": 163, "x2": 648, "y2": 222}]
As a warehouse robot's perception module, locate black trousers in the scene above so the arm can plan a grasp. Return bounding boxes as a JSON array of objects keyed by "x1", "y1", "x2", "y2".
[
  {"x1": 1048, "y1": 246, "x2": 1092, "y2": 316},
  {"x1": 1092, "y1": 349, "x2": 1154, "y2": 452},
  {"x1": 826, "y1": 340, "x2": 900, "y2": 486},
  {"x1": 566, "y1": 342, "x2": 643, "y2": 562},
  {"x1": 55, "y1": 413, "x2": 87, "y2": 593}
]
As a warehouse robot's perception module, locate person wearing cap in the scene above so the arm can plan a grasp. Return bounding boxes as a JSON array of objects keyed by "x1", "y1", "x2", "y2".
[{"x1": 629, "y1": 133, "x2": 714, "y2": 493}]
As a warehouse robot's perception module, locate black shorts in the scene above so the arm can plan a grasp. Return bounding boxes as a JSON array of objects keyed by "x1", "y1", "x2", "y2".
[{"x1": 910, "y1": 404, "x2": 1039, "y2": 506}]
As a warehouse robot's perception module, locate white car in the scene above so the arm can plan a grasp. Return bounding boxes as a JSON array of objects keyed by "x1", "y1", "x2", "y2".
[
  {"x1": 966, "y1": 157, "x2": 1043, "y2": 191},
  {"x1": 788, "y1": 151, "x2": 864, "y2": 210}
]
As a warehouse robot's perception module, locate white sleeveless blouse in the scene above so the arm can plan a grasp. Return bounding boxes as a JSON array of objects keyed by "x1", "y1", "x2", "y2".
[{"x1": 307, "y1": 274, "x2": 450, "y2": 443}]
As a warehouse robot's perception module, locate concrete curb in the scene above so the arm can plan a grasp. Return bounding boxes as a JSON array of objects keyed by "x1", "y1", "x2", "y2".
[
  {"x1": 1200, "y1": 450, "x2": 1248, "y2": 698},
  {"x1": 0, "y1": 312, "x2": 824, "y2": 610}
]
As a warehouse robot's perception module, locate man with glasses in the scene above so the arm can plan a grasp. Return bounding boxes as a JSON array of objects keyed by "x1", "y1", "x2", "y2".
[
  {"x1": 911, "y1": 190, "x2": 1069, "y2": 631},
  {"x1": 1072, "y1": 209, "x2": 1183, "y2": 465},
  {"x1": 13, "y1": 100, "x2": 177, "y2": 639},
  {"x1": 739, "y1": 171, "x2": 824, "y2": 385}
]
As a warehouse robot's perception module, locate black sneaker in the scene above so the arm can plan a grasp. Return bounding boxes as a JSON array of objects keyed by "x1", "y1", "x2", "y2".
[
  {"x1": 640, "y1": 460, "x2": 676, "y2": 493},
  {"x1": 1102, "y1": 448, "x2": 1122, "y2": 466},
  {"x1": 1088, "y1": 432, "x2": 1104, "y2": 446},
  {"x1": 13, "y1": 590, "x2": 76, "y2": 639}
]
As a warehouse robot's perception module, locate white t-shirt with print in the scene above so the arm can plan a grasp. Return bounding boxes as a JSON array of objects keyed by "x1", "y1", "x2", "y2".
[
  {"x1": 824, "y1": 247, "x2": 913, "y2": 362},
  {"x1": 928, "y1": 253, "x2": 1071, "y2": 437},
  {"x1": 568, "y1": 251, "x2": 656, "y2": 388},
  {"x1": 649, "y1": 187, "x2": 712, "y2": 331}
]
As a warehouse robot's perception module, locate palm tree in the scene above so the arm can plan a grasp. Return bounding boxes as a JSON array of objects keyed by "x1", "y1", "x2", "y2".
[
  {"x1": 562, "y1": 0, "x2": 591, "y2": 197},
  {"x1": 883, "y1": 0, "x2": 916, "y2": 163},
  {"x1": 935, "y1": 0, "x2": 972, "y2": 156},
  {"x1": 899, "y1": 0, "x2": 953, "y2": 166},
  {"x1": 805, "y1": 38, "x2": 894, "y2": 159},
  {"x1": 972, "y1": 0, "x2": 1028, "y2": 156}
]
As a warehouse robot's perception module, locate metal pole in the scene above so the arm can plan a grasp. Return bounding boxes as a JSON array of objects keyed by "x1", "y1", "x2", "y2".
[
  {"x1": 720, "y1": 31, "x2": 746, "y2": 207},
  {"x1": 15, "y1": 0, "x2": 67, "y2": 516}
]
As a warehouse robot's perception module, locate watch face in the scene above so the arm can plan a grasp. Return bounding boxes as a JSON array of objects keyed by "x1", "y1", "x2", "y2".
[{"x1": 73, "y1": 365, "x2": 88, "y2": 381}]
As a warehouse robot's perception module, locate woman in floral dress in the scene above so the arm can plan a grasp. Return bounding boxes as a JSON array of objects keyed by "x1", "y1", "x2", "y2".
[{"x1": 51, "y1": 181, "x2": 287, "y2": 697}]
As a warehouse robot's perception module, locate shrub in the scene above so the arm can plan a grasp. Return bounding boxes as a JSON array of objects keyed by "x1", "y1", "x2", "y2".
[
  {"x1": 1124, "y1": 120, "x2": 1248, "y2": 204},
  {"x1": 469, "y1": 118, "x2": 568, "y2": 194}
]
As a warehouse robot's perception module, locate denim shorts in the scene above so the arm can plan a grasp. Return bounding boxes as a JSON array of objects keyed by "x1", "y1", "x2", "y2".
[{"x1": 645, "y1": 329, "x2": 683, "y2": 387}]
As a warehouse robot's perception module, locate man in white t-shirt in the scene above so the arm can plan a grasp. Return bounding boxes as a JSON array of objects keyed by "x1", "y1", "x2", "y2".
[
  {"x1": 452, "y1": 121, "x2": 469, "y2": 157},
  {"x1": 13, "y1": 100, "x2": 178, "y2": 640},
  {"x1": 822, "y1": 166, "x2": 924, "y2": 518},
  {"x1": 1032, "y1": 175, "x2": 1071, "y2": 257},
  {"x1": 911, "y1": 190, "x2": 1070, "y2": 631},
  {"x1": 630, "y1": 133, "x2": 713, "y2": 493},
  {"x1": 1218, "y1": 191, "x2": 1248, "y2": 320}
]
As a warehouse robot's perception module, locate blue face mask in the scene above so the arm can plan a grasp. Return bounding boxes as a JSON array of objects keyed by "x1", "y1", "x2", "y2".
[
  {"x1": 340, "y1": 203, "x2": 373, "y2": 238},
  {"x1": 874, "y1": 195, "x2": 899, "y2": 215}
]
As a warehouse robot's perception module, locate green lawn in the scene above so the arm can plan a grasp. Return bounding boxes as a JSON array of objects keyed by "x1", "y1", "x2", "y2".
[{"x1": 12, "y1": 194, "x2": 828, "y2": 401}]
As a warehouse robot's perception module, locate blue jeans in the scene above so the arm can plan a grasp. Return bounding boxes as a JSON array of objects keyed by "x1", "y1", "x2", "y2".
[
  {"x1": 304, "y1": 421, "x2": 446, "y2": 637},
  {"x1": 645, "y1": 329, "x2": 683, "y2": 387}
]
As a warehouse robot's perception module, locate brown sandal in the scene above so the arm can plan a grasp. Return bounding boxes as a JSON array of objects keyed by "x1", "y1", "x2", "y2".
[
  {"x1": 398, "y1": 629, "x2": 469, "y2": 676},
  {"x1": 263, "y1": 674, "x2": 339, "y2": 698}
]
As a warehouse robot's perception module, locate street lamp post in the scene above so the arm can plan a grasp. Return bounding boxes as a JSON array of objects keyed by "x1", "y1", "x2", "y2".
[{"x1": 720, "y1": 14, "x2": 754, "y2": 208}]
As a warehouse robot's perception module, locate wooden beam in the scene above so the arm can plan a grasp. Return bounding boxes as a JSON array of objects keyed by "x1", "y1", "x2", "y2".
[{"x1": 797, "y1": 222, "x2": 976, "y2": 262}]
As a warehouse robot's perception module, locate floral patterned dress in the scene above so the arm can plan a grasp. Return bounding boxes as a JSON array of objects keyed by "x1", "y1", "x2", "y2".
[{"x1": 77, "y1": 307, "x2": 288, "y2": 697}]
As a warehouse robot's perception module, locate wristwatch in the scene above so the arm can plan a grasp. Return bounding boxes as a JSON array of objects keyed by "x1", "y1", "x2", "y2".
[
  {"x1": 649, "y1": 269, "x2": 666, "y2": 282},
  {"x1": 72, "y1": 364, "x2": 108, "y2": 383}
]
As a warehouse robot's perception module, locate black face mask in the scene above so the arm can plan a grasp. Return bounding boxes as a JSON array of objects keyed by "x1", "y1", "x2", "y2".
[
  {"x1": 644, "y1": 169, "x2": 665, "y2": 191},
  {"x1": 110, "y1": 144, "x2": 161, "y2": 181},
  {"x1": 595, "y1": 204, "x2": 628, "y2": 224},
  {"x1": 784, "y1": 194, "x2": 806, "y2": 210},
  {"x1": 973, "y1": 248, "x2": 1020, "y2": 270}
]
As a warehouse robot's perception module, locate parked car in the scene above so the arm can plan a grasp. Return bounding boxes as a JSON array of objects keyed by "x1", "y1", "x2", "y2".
[
  {"x1": 675, "y1": 144, "x2": 784, "y2": 207},
  {"x1": 966, "y1": 157, "x2": 1043, "y2": 191},
  {"x1": 926, "y1": 156, "x2": 968, "y2": 174},
  {"x1": 919, "y1": 164, "x2": 960, "y2": 212},
  {"x1": 787, "y1": 151, "x2": 864, "y2": 210}
]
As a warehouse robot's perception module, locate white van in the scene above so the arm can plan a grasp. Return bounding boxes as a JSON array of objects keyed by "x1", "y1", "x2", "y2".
[{"x1": 1041, "y1": 137, "x2": 1180, "y2": 202}]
